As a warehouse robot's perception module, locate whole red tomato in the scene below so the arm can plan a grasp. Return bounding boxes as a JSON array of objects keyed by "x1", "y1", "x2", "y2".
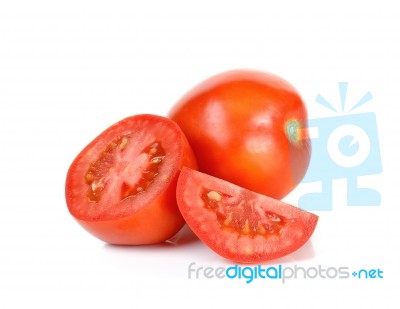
[{"x1": 169, "y1": 70, "x2": 310, "y2": 199}]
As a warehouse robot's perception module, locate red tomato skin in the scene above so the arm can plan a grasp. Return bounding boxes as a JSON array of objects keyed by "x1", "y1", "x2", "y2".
[
  {"x1": 65, "y1": 115, "x2": 198, "y2": 245},
  {"x1": 75, "y1": 174, "x2": 182, "y2": 245},
  {"x1": 169, "y1": 70, "x2": 311, "y2": 199}
]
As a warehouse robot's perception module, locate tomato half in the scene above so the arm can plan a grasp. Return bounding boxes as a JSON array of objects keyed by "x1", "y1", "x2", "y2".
[
  {"x1": 176, "y1": 167, "x2": 318, "y2": 263},
  {"x1": 169, "y1": 69, "x2": 310, "y2": 199},
  {"x1": 65, "y1": 115, "x2": 198, "y2": 245}
]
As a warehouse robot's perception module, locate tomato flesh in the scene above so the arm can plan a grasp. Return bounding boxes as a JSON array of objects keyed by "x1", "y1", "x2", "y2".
[
  {"x1": 65, "y1": 115, "x2": 198, "y2": 245},
  {"x1": 202, "y1": 189, "x2": 291, "y2": 238},
  {"x1": 85, "y1": 137, "x2": 166, "y2": 202},
  {"x1": 177, "y1": 168, "x2": 318, "y2": 263}
]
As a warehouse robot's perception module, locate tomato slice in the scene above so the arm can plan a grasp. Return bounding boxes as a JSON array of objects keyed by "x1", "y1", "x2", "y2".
[
  {"x1": 176, "y1": 167, "x2": 318, "y2": 263},
  {"x1": 65, "y1": 115, "x2": 198, "y2": 245}
]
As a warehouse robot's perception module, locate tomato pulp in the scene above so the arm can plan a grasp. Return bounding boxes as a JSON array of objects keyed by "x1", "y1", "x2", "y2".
[
  {"x1": 169, "y1": 69, "x2": 311, "y2": 199},
  {"x1": 176, "y1": 168, "x2": 318, "y2": 263},
  {"x1": 65, "y1": 115, "x2": 198, "y2": 245}
]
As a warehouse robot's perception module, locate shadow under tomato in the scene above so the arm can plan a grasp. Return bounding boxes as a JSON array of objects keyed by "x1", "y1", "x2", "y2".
[
  {"x1": 260, "y1": 240, "x2": 315, "y2": 266},
  {"x1": 269, "y1": 240, "x2": 315, "y2": 265},
  {"x1": 102, "y1": 225, "x2": 200, "y2": 252},
  {"x1": 166, "y1": 225, "x2": 199, "y2": 245},
  {"x1": 102, "y1": 226, "x2": 315, "y2": 265}
]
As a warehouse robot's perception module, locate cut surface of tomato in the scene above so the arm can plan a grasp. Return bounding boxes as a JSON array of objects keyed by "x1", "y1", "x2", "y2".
[
  {"x1": 65, "y1": 115, "x2": 197, "y2": 245},
  {"x1": 176, "y1": 167, "x2": 318, "y2": 263}
]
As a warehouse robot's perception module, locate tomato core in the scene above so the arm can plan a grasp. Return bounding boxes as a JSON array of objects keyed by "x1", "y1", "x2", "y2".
[
  {"x1": 202, "y1": 189, "x2": 292, "y2": 238},
  {"x1": 84, "y1": 134, "x2": 166, "y2": 203},
  {"x1": 120, "y1": 141, "x2": 166, "y2": 200}
]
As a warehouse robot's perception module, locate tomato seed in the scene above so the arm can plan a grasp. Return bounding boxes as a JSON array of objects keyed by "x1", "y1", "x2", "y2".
[
  {"x1": 257, "y1": 222, "x2": 266, "y2": 234},
  {"x1": 149, "y1": 147, "x2": 158, "y2": 155},
  {"x1": 242, "y1": 220, "x2": 250, "y2": 234},
  {"x1": 151, "y1": 157, "x2": 164, "y2": 164},
  {"x1": 223, "y1": 213, "x2": 233, "y2": 226},
  {"x1": 119, "y1": 137, "x2": 128, "y2": 150},
  {"x1": 85, "y1": 173, "x2": 93, "y2": 182},
  {"x1": 207, "y1": 191, "x2": 222, "y2": 202}
]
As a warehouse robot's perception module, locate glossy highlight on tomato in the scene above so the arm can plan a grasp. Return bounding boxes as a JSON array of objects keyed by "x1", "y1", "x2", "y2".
[
  {"x1": 65, "y1": 114, "x2": 198, "y2": 245},
  {"x1": 176, "y1": 168, "x2": 318, "y2": 263},
  {"x1": 169, "y1": 69, "x2": 311, "y2": 199}
]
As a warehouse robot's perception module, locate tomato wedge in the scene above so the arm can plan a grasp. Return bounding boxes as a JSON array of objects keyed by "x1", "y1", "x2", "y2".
[
  {"x1": 65, "y1": 115, "x2": 197, "y2": 245},
  {"x1": 176, "y1": 167, "x2": 318, "y2": 263}
]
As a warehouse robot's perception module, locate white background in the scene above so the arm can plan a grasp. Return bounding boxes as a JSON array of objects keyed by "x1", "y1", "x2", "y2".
[{"x1": 1, "y1": 0, "x2": 399, "y2": 308}]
